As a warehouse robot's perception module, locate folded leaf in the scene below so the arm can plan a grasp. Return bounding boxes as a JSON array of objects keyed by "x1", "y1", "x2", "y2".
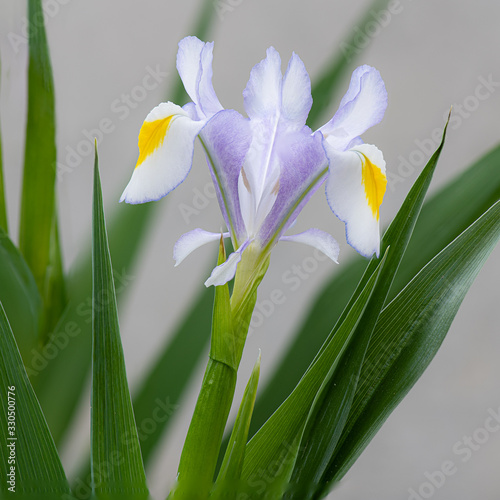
[
  {"x1": 212, "y1": 352, "x2": 261, "y2": 499},
  {"x1": 0, "y1": 55, "x2": 8, "y2": 234},
  {"x1": 91, "y1": 148, "x2": 149, "y2": 499}
]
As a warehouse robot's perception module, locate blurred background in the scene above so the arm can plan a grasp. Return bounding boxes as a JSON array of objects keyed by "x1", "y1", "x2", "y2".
[{"x1": 1, "y1": 0, "x2": 499, "y2": 498}]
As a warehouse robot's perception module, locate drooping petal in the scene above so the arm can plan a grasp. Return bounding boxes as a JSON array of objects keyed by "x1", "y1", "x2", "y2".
[
  {"x1": 281, "y1": 52, "x2": 312, "y2": 130},
  {"x1": 280, "y1": 228, "x2": 339, "y2": 263},
  {"x1": 243, "y1": 47, "x2": 282, "y2": 121},
  {"x1": 325, "y1": 143, "x2": 387, "y2": 258},
  {"x1": 320, "y1": 65, "x2": 387, "y2": 150},
  {"x1": 204, "y1": 240, "x2": 251, "y2": 287},
  {"x1": 176, "y1": 36, "x2": 223, "y2": 119},
  {"x1": 200, "y1": 109, "x2": 252, "y2": 245},
  {"x1": 120, "y1": 102, "x2": 205, "y2": 204},
  {"x1": 257, "y1": 129, "x2": 329, "y2": 246},
  {"x1": 173, "y1": 229, "x2": 230, "y2": 266}
]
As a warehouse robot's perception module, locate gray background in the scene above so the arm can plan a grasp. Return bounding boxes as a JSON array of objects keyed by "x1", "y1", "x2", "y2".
[{"x1": 1, "y1": 0, "x2": 500, "y2": 498}]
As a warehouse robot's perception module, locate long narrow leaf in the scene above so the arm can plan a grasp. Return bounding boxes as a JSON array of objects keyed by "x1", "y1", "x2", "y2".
[
  {"x1": 320, "y1": 199, "x2": 500, "y2": 495},
  {"x1": 19, "y1": 0, "x2": 65, "y2": 327},
  {"x1": 0, "y1": 302, "x2": 70, "y2": 499},
  {"x1": 286, "y1": 122, "x2": 448, "y2": 493},
  {"x1": 213, "y1": 352, "x2": 261, "y2": 499},
  {"x1": 0, "y1": 228, "x2": 42, "y2": 363},
  {"x1": 91, "y1": 149, "x2": 149, "y2": 499}
]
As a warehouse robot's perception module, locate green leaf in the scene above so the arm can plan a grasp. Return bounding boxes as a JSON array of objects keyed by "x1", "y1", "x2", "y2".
[
  {"x1": 287, "y1": 117, "x2": 447, "y2": 494},
  {"x1": 19, "y1": 0, "x2": 66, "y2": 339},
  {"x1": 321, "y1": 198, "x2": 500, "y2": 495},
  {"x1": 91, "y1": 148, "x2": 148, "y2": 499},
  {"x1": 239, "y1": 255, "x2": 386, "y2": 496},
  {"x1": 0, "y1": 228, "x2": 42, "y2": 362},
  {"x1": 307, "y1": 0, "x2": 392, "y2": 129},
  {"x1": 170, "y1": 242, "x2": 237, "y2": 500},
  {"x1": 249, "y1": 136, "x2": 500, "y2": 447},
  {"x1": 212, "y1": 352, "x2": 261, "y2": 499},
  {"x1": 0, "y1": 302, "x2": 70, "y2": 499},
  {"x1": 0, "y1": 54, "x2": 8, "y2": 234}
]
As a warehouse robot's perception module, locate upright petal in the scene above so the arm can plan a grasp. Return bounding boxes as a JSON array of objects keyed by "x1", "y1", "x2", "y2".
[
  {"x1": 200, "y1": 109, "x2": 251, "y2": 245},
  {"x1": 176, "y1": 36, "x2": 223, "y2": 119},
  {"x1": 257, "y1": 129, "x2": 329, "y2": 246},
  {"x1": 173, "y1": 229, "x2": 230, "y2": 266},
  {"x1": 325, "y1": 143, "x2": 387, "y2": 258},
  {"x1": 320, "y1": 65, "x2": 387, "y2": 150},
  {"x1": 120, "y1": 102, "x2": 204, "y2": 204},
  {"x1": 243, "y1": 47, "x2": 282, "y2": 121},
  {"x1": 281, "y1": 53, "x2": 312, "y2": 130},
  {"x1": 280, "y1": 228, "x2": 339, "y2": 263}
]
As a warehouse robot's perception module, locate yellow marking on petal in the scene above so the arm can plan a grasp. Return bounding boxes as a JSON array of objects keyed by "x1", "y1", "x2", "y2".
[
  {"x1": 136, "y1": 115, "x2": 175, "y2": 168},
  {"x1": 360, "y1": 153, "x2": 387, "y2": 220}
]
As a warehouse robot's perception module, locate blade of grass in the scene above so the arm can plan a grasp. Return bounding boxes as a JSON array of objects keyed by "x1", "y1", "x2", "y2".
[{"x1": 91, "y1": 147, "x2": 149, "y2": 499}]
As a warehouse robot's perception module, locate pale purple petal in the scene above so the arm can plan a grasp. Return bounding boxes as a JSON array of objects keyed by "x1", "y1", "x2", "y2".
[
  {"x1": 204, "y1": 240, "x2": 251, "y2": 287},
  {"x1": 257, "y1": 129, "x2": 329, "y2": 245},
  {"x1": 281, "y1": 53, "x2": 312, "y2": 130},
  {"x1": 200, "y1": 109, "x2": 251, "y2": 245},
  {"x1": 176, "y1": 36, "x2": 223, "y2": 119},
  {"x1": 243, "y1": 47, "x2": 282, "y2": 121},
  {"x1": 280, "y1": 228, "x2": 339, "y2": 263},
  {"x1": 320, "y1": 65, "x2": 387, "y2": 150},
  {"x1": 173, "y1": 229, "x2": 230, "y2": 266}
]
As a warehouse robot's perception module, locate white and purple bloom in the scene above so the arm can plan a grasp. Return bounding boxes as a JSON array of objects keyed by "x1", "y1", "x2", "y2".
[{"x1": 120, "y1": 37, "x2": 388, "y2": 287}]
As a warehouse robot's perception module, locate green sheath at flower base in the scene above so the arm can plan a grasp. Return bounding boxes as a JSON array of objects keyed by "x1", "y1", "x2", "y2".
[{"x1": 169, "y1": 240, "x2": 237, "y2": 500}]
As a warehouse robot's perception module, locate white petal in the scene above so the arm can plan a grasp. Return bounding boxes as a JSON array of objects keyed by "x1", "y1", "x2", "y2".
[
  {"x1": 176, "y1": 36, "x2": 222, "y2": 119},
  {"x1": 204, "y1": 240, "x2": 251, "y2": 287},
  {"x1": 243, "y1": 47, "x2": 282, "y2": 121},
  {"x1": 280, "y1": 228, "x2": 340, "y2": 263},
  {"x1": 325, "y1": 143, "x2": 387, "y2": 258},
  {"x1": 173, "y1": 229, "x2": 230, "y2": 266},
  {"x1": 320, "y1": 65, "x2": 387, "y2": 150},
  {"x1": 281, "y1": 52, "x2": 312, "y2": 129},
  {"x1": 120, "y1": 102, "x2": 204, "y2": 204}
]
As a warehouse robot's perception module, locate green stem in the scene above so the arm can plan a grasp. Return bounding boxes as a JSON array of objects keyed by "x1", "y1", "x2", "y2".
[{"x1": 170, "y1": 358, "x2": 237, "y2": 500}]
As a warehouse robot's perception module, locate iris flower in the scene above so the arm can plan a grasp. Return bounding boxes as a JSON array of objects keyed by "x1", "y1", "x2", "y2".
[{"x1": 121, "y1": 36, "x2": 387, "y2": 287}]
